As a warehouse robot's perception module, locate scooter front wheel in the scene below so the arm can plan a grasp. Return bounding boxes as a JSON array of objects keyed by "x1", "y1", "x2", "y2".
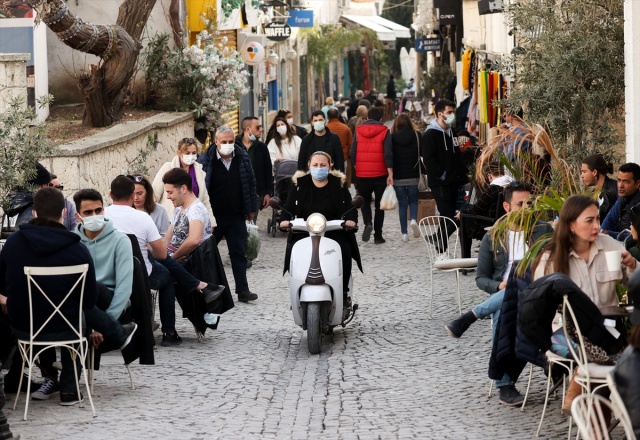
[{"x1": 306, "y1": 303, "x2": 322, "y2": 354}]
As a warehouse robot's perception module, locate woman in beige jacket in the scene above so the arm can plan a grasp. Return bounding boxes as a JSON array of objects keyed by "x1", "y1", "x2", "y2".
[{"x1": 152, "y1": 138, "x2": 215, "y2": 226}]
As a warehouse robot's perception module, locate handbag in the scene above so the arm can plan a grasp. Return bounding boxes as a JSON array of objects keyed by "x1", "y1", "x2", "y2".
[{"x1": 415, "y1": 131, "x2": 428, "y2": 192}]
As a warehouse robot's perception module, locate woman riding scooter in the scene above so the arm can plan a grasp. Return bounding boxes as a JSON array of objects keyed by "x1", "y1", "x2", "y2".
[{"x1": 279, "y1": 151, "x2": 363, "y2": 307}]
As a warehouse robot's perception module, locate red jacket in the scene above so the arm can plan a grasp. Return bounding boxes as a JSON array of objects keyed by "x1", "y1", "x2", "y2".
[{"x1": 354, "y1": 124, "x2": 388, "y2": 178}]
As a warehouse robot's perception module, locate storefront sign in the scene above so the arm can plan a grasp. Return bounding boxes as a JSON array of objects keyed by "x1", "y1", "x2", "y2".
[
  {"x1": 265, "y1": 22, "x2": 291, "y2": 41},
  {"x1": 287, "y1": 10, "x2": 313, "y2": 28},
  {"x1": 240, "y1": 41, "x2": 265, "y2": 65},
  {"x1": 415, "y1": 37, "x2": 440, "y2": 52}
]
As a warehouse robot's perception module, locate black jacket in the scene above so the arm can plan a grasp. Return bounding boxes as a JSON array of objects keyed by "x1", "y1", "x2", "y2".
[
  {"x1": 391, "y1": 127, "x2": 421, "y2": 180},
  {"x1": 297, "y1": 128, "x2": 345, "y2": 172},
  {"x1": 518, "y1": 273, "x2": 623, "y2": 355},
  {"x1": 178, "y1": 236, "x2": 235, "y2": 335},
  {"x1": 599, "y1": 176, "x2": 618, "y2": 221},
  {"x1": 199, "y1": 144, "x2": 258, "y2": 216},
  {"x1": 235, "y1": 136, "x2": 274, "y2": 203},
  {"x1": 422, "y1": 120, "x2": 466, "y2": 187},
  {"x1": 0, "y1": 218, "x2": 98, "y2": 335},
  {"x1": 280, "y1": 171, "x2": 362, "y2": 275},
  {"x1": 612, "y1": 347, "x2": 640, "y2": 438}
]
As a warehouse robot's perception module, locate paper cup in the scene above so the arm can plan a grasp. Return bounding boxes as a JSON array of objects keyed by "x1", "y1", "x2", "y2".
[{"x1": 605, "y1": 250, "x2": 622, "y2": 271}]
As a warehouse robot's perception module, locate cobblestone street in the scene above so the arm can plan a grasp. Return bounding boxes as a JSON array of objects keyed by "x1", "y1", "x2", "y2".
[{"x1": 4, "y1": 206, "x2": 623, "y2": 439}]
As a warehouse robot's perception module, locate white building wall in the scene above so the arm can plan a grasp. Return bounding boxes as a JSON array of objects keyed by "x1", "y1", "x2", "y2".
[
  {"x1": 625, "y1": 0, "x2": 640, "y2": 163},
  {"x1": 462, "y1": 0, "x2": 482, "y2": 49},
  {"x1": 47, "y1": 0, "x2": 173, "y2": 104}
]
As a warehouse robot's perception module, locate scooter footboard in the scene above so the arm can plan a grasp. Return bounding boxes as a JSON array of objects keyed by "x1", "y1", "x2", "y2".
[{"x1": 299, "y1": 285, "x2": 333, "y2": 303}]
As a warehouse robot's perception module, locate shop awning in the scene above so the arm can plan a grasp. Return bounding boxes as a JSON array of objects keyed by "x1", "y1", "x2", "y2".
[{"x1": 340, "y1": 15, "x2": 411, "y2": 42}]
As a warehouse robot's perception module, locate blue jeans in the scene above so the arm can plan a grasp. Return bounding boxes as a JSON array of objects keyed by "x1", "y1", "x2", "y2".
[
  {"x1": 471, "y1": 288, "x2": 512, "y2": 388},
  {"x1": 214, "y1": 216, "x2": 249, "y2": 294},
  {"x1": 394, "y1": 184, "x2": 418, "y2": 234}
]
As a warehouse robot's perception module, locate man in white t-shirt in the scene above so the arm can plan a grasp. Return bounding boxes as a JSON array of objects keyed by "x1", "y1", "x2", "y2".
[
  {"x1": 444, "y1": 182, "x2": 553, "y2": 406},
  {"x1": 105, "y1": 176, "x2": 222, "y2": 347},
  {"x1": 162, "y1": 168, "x2": 212, "y2": 260}
]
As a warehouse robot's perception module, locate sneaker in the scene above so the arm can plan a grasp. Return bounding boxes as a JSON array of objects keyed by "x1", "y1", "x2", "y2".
[
  {"x1": 498, "y1": 384, "x2": 525, "y2": 406},
  {"x1": 238, "y1": 291, "x2": 258, "y2": 302},
  {"x1": 444, "y1": 311, "x2": 478, "y2": 338},
  {"x1": 31, "y1": 378, "x2": 59, "y2": 400},
  {"x1": 436, "y1": 253, "x2": 448, "y2": 262},
  {"x1": 362, "y1": 224, "x2": 373, "y2": 242},
  {"x1": 410, "y1": 219, "x2": 420, "y2": 238},
  {"x1": 119, "y1": 322, "x2": 138, "y2": 350},
  {"x1": 161, "y1": 331, "x2": 183, "y2": 347},
  {"x1": 401, "y1": 234, "x2": 408, "y2": 242},
  {"x1": 60, "y1": 391, "x2": 83, "y2": 406},
  {"x1": 374, "y1": 236, "x2": 386, "y2": 244},
  {"x1": 201, "y1": 284, "x2": 225, "y2": 303}
]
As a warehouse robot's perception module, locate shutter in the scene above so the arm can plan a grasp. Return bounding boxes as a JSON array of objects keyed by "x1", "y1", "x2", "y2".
[{"x1": 217, "y1": 30, "x2": 240, "y2": 135}]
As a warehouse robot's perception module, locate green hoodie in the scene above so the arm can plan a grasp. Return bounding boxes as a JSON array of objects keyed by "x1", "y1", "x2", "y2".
[{"x1": 76, "y1": 219, "x2": 134, "y2": 320}]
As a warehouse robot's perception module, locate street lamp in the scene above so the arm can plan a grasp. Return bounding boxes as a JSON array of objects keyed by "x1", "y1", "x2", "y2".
[{"x1": 286, "y1": 48, "x2": 297, "y2": 61}]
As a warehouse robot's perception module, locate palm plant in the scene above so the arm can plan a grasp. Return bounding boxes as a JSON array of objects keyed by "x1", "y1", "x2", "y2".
[{"x1": 475, "y1": 120, "x2": 587, "y2": 274}]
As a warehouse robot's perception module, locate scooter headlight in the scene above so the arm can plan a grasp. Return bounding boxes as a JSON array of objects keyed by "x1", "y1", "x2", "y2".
[{"x1": 306, "y1": 213, "x2": 327, "y2": 234}]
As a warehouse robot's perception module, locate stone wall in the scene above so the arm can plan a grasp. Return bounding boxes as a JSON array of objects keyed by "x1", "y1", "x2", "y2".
[
  {"x1": 0, "y1": 53, "x2": 30, "y2": 113},
  {"x1": 43, "y1": 112, "x2": 195, "y2": 200}
]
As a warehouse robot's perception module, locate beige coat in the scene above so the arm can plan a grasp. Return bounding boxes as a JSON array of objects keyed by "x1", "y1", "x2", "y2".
[
  {"x1": 533, "y1": 234, "x2": 634, "y2": 311},
  {"x1": 152, "y1": 156, "x2": 216, "y2": 227}
]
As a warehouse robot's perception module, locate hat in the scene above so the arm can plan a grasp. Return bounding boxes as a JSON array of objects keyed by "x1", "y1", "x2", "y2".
[
  {"x1": 28, "y1": 163, "x2": 51, "y2": 186},
  {"x1": 627, "y1": 270, "x2": 640, "y2": 325}
]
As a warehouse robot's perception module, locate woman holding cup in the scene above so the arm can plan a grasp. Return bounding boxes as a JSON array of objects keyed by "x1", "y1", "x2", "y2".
[{"x1": 533, "y1": 195, "x2": 636, "y2": 412}]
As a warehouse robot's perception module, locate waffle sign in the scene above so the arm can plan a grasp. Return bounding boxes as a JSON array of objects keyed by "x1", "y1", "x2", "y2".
[{"x1": 265, "y1": 22, "x2": 291, "y2": 41}]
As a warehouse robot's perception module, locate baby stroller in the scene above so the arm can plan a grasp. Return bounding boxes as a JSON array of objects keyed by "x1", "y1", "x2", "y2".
[{"x1": 267, "y1": 159, "x2": 298, "y2": 237}]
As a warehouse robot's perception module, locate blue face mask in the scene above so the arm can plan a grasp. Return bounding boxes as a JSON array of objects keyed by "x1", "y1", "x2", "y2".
[
  {"x1": 310, "y1": 167, "x2": 329, "y2": 181},
  {"x1": 248, "y1": 132, "x2": 257, "y2": 142}
]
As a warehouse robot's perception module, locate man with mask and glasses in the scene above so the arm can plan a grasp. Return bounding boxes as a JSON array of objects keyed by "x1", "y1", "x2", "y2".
[
  {"x1": 297, "y1": 110, "x2": 345, "y2": 172},
  {"x1": 200, "y1": 126, "x2": 259, "y2": 303}
]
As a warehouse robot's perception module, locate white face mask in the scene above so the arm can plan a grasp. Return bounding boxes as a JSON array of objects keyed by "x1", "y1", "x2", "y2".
[
  {"x1": 182, "y1": 154, "x2": 197, "y2": 165},
  {"x1": 286, "y1": 117, "x2": 294, "y2": 125},
  {"x1": 219, "y1": 143, "x2": 235, "y2": 156},
  {"x1": 276, "y1": 125, "x2": 288, "y2": 135},
  {"x1": 443, "y1": 113, "x2": 455, "y2": 127},
  {"x1": 81, "y1": 215, "x2": 105, "y2": 232},
  {"x1": 313, "y1": 121, "x2": 325, "y2": 132}
]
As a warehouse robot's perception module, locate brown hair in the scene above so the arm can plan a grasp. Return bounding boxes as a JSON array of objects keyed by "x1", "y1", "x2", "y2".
[
  {"x1": 391, "y1": 113, "x2": 415, "y2": 133},
  {"x1": 582, "y1": 154, "x2": 613, "y2": 179},
  {"x1": 177, "y1": 137, "x2": 201, "y2": 154},
  {"x1": 131, "y1": 174, "x2": 156, "y2": 214},
  {"x1": 533, "y1": 195, "x2": 599, "y2": 276},
  {"x1": 267, "y1": 117, "x2": 294, "y2": 153}
]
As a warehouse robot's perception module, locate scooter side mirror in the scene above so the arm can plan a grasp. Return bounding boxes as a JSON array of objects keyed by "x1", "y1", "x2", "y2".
[
  {"x1": 351, "y1": 195, "x2": 365, "y2": 209},
  {"x1": 269, "y1": 197, "x2": 282, "y2": 209}
]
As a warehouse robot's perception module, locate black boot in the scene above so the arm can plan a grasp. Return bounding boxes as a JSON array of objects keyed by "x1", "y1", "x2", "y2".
[{"x1": 444, "y1": 311, "x2": 477, "y2": 338}]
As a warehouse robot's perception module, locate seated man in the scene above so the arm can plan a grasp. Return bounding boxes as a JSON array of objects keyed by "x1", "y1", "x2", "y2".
[
  {"x1": 601, "y1": 162, "x2": 640, "y2": 240},
  {"x1": 444, "y1": 181, "x2": 553, "y2": 406},
  {"x1": 74, "y1": 189, "x2": 134, "y2": 321},
  {"x1": 162, "y1": 168, "x2": 212, "y2": 262},
  {"x1": 0, "y1": 187, "x2": 136, "y2": 405},
  {"x1": 104, "y1": 176, "x2": 223, "y2": 347}
]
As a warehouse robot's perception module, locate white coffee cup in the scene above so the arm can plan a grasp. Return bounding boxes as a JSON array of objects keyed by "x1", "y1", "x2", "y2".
[{"x1": 605, "y1": 250, "x2": 622, "y2": 271}]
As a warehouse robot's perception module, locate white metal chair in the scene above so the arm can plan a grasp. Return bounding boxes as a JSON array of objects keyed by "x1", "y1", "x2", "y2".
[
  {"x1": 419, "y1": 216, "x2": 478, "y2": 316},
  {"x1": 572, "y1": 393, "x2": 620, "y2": 440},
  {"x1": 606, "y1": 373, "x2": 636, "y2": 440},
  {"x1": 534, "y1": 351, "x2": 575, "y2": 437},
  {"x1": 13, "y1": 264, "x2": 96, "y2": 420},
  {"x1": 562, "y1": 295, "x2": 614, "y2": 396}
]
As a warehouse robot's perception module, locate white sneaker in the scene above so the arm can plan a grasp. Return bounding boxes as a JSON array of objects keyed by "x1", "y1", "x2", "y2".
[
  {"x1": 410, "y1": 219, "x2": 420, "y2": 238},
  {"x1": 436, "y1": 253, "x2": 449, "y2": 262},
  {"x1": 31, "y1": 378, "x2": 59, "y2": 400},
  {"x1": 402, "y1": 234, "x2": 408, "y2": 242}
]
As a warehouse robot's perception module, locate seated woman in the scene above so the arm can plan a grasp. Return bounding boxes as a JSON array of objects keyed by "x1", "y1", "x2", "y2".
[
  {"x1": 279, "y1": 151, "x2": 362, "y2": 307},
  {"x1": 457, "y1": 161, "x2": 513, "y2": 257},
  {"x1": 131, "y1": 173, "x2": 170, "y2": 237},
  {"x1": 532, "y1": 194, "x2": 637, "y2": 411}
]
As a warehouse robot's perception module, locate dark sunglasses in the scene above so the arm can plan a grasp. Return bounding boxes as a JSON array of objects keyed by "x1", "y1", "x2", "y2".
[
  {"x1": 181, "y1": 137, "x2": 197, "y2": 145},
  {"x1": 49, "y1": 183, "x2": 64, "y2": 190}
]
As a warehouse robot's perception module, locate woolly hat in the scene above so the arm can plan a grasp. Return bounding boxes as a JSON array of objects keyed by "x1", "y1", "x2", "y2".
[{"x1": 28, "y1": 163, "x2": 51, "y2": 186}]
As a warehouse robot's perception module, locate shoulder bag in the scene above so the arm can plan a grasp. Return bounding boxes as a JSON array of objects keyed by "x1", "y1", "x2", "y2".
[{"x1": 415, "y1": 131, "x2": 428, "y2": 192}]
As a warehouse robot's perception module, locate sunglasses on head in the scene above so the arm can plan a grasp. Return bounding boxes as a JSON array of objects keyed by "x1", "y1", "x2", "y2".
[
  {"x1": 126, "y1": 175, "x2": 144, "y2": 183},
  {"x1": 181, "y1": 137, "x2": 197, "y2": 145}
]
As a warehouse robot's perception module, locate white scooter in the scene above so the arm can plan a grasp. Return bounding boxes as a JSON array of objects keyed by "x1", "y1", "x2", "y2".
[{"x1": 270, "y1": 196, "x2": 364, "y2": 354}]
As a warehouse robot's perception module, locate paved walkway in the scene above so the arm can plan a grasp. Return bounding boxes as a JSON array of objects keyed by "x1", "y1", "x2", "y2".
[{"x1": 4, "y1": 205, "x2": 625, "y2": 439}]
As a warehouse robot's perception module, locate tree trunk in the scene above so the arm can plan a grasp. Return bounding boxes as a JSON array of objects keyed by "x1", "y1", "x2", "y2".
[
  {"x1": 25, "y1": 0, "x2": 156, "y2": 127},
  {"x1": 169, "y1": 0, "x2": 185, "y2": 48}
]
